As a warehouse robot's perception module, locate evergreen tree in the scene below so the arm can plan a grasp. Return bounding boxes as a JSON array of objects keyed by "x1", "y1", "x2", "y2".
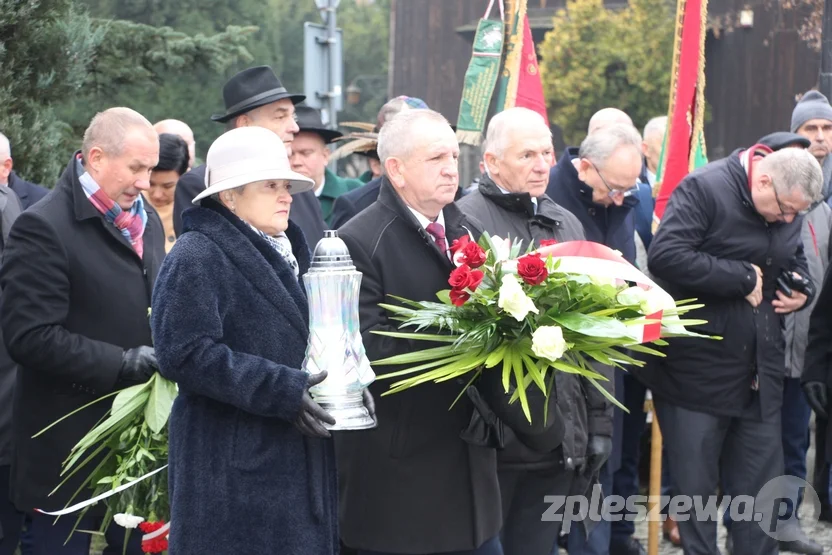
[{"x1": 0, "y1": 0, "x2": 104, "y2": 184}]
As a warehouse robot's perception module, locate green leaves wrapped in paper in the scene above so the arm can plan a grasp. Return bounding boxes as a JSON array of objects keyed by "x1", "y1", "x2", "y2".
[
  {"x1": 34, "y1": 372, "x2": 176, "y2": 551},
  {"x1": 372, "y1": 234, "x2": 716, "y2": 422}
]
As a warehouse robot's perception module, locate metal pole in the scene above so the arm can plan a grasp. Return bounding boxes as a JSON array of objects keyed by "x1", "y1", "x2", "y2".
[
  {"x1": 821, "y1": 0, "x2": 832, "y2": 99},
  {"x1": 327, "y1": 0, "x2": 338, "y2": 129}
]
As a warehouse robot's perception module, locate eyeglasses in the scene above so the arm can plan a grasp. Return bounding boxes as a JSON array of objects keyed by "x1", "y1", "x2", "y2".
[
  {"x1": 590, "y1": 162, "x2": 634, "y2": 200},
  {"x1": 771, "y1": 180, "x2": 811, "y2": 217}
]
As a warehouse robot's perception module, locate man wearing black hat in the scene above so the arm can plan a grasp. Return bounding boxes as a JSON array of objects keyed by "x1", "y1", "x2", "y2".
[
  {"x1": 172, "y1": 66, "x2": 328, "y2": 246},
  {"x1": 290, "y1": 106, "x2": 363, "y2": 225}
]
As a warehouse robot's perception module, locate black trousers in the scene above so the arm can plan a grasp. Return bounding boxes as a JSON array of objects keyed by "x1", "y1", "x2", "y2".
[
  {"x1": 655, "y1": 398, "x2": 781, "y2": 555},
  {"x1": 19, "y1": 511, "x2": 143, "y2": 555},
  {"x1": 0, "y1": 465, "x2": 22, "y2": 555},
  {"x1": 498, "y1": 463, "x2": 579, "y2": 555}
]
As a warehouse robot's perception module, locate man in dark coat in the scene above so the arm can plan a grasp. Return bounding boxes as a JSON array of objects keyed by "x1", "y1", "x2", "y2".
[
  {"x1": 0, "y1": 132, "x2": 49, "y2": 209},
  {"x1": 290, "y1": 105, "x2": 363, "y2": 225},
  {"x1": 172, "y1": 65, "x2": 327, "y2": 246},
  {"x1": 0, "y1": 186, "x2": 22, "y2": 555},
  {"x1": 0, "y1": 107, "x2": 165, "y2": 554},
  {"x1": 546, "y1": 121, "x2": 643, "y2": 555},
  {"x1": 336, "y1": 109, "x2": 503, "y2": 555},
  {"x1": 458, "y1": 107, "x2": 611, "y2": 555},
  {"x1": 640, "y1": 146, "x2": 823, "y2": 555}
]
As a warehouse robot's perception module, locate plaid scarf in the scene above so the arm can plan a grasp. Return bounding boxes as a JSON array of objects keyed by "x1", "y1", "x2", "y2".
[
  {"x1": 245, "y1": 222, "x2": 299, "y2": 279},
  {"x1": 77, "y1": 158, "x2": 147, "y2": 258}
]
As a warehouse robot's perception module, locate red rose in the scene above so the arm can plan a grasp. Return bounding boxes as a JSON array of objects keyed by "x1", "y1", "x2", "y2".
[
  {"x1": 460, "y1": 241, "x2": 487, "y2": 268},
  {"x1": 449, "y1": 289, "x2": 471, "y2": 306},
  {"x1": 468, "y1": 269, "x2": 484, "y2": 290},
  {"x1": 449, "y1": 235, "x2": 471, "y2": 254},
  {"x1": 448, "y1": 265, "x2": 484, "y2": 292},
  {"x1": 517, "y1": 253, "x2": 548, "y2": 285},
  {"x1": 540, "y1": 239, "x2": 557, "y2": 247}
]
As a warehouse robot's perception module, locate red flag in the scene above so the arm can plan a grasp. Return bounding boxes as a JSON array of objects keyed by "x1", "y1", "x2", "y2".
[
  {"x1": 514, "y1": 15, "x2": 549, "y2": 126},
  {"x1": 654, "y1": 0, "x2": 707, "y2": 221}
]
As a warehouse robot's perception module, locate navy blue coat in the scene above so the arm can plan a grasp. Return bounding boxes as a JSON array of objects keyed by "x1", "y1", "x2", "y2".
[
  {"x1": 546, "y1": 148, "x2": 641, "y2": 474},
  {"x1": 7, "y1": 171, "x2": 49, "y2": 210},
  {"x1": 151, "y1": 199, "x2": 338, "y2": 555},
  {"x1": 546, "y1": 148, "x2": 639, "y2": 264}
]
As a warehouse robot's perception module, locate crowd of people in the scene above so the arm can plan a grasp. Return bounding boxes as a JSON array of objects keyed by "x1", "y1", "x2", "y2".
[{"x1": 0, "y1": 62, "x2": 831, "y2": 555}]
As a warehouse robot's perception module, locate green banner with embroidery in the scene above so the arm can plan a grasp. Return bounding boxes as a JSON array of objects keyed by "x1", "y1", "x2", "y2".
[{"x1": 456, "y1": 17, "x2": 504, "y2": 145}]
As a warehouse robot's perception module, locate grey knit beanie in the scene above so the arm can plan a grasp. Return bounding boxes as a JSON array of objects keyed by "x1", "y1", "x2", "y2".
[{"x1": 791, "y1": 90, "x2": 832, "y2": 132}]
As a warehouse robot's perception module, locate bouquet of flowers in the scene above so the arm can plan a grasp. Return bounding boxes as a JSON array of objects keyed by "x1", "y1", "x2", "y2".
[
  {"x1": 36, "y1": 372, "x2": 177, "y2": 554},
  {"x1": 372, "y1": 233, "x2": 714, "y2": 421}
]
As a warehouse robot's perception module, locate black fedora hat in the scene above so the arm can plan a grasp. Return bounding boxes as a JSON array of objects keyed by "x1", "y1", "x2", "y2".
[
  {"x1": 211, "y1": 66, "x2": 305, "y2": 123},
  {"x1": 294, "y1": 105, "x2": 343, "y2": 143}
]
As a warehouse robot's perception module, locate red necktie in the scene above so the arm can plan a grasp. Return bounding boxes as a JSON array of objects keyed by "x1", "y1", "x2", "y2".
[{"x1": 426, "y1": 222, "x2": 448, "y2": 254}]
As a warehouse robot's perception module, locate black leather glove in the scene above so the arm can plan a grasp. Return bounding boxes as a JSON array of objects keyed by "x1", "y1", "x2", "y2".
[
  {"x1": 362, "y1": 388, "x2": 376, "y2": 422},
  {"x1": 118, "y1": 346, "x2": 158, "y2": 384},
  {"x1": 295, "y1": 371, "x2": 336, "y2": 438},
  {"x1": 803, "y1": 381, "x2": 828, "y2": 419},
  {"x1": 581, "y1": 435, "x2": 613, "y2": 476}
]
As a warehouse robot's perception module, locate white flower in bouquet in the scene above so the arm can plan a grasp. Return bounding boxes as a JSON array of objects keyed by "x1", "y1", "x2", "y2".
[
  {"x1": 491, "y1": 236, "x2": 512, "y2": 262},
  {"x1": 114, "y1": 513, "x2": 145, "y2": 529},
  {"x1": 501, "y1": 259, "x2": 519, "y2": 274},
  {"x1": 498, "y1": 274, "x2": 539, "y2": 321},
  {"x1": 618, "y1": 286, "x2": 670, "y2": 315},
  {"x1": 532, "y1": 325, "x2": 567, "y2": 361},
  {"x1": 589, "y1": 274, "x2": 618, "y2": 288}
]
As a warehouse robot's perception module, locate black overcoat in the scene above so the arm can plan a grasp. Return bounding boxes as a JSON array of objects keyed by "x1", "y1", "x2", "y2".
[{"x1": 0, "y1": 154, "x2": 164, "y2": 511}]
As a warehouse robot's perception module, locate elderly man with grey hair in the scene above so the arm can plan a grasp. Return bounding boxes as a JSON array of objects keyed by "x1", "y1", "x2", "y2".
[
  {"x1": 636, "y1": 145, "x2": 822, "y2": 555},
  {"x1": 336, "y1": 108, "x2": 506, "y2": 555},
  {"x1": 459, "y1": 107, "x2": 614, "y2": 555},
  {"x1": 0, "y1": 132, "x2": 49, "y2": 210}
]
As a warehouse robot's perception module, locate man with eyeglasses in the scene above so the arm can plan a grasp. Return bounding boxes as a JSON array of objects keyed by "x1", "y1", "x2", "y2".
[
  {"x1": 636, "y1": 145, "x2": 823, "y2": 555},
  {"x1": 546, "y1": 124, "x2": 643, "y2": 263}
]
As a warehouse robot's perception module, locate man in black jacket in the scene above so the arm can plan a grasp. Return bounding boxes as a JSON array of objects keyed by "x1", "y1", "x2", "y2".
[
  {"x1": 0, "y1": 108, "x2": 165, "y2": 554},
  {"x1": 0, "y1": 186, "x2": 22, "y2": 555},
  {"x1": 458, "y1": 107, "x2": 611, "y2": 555},
  {"x1": 172, "y1": 66, "x2": 327, "y2": 246},
  {"x1": 640, "y1": 146, "x2": 823, "y2": 555},
  {"x1": 337, "y1": 109, "x2": 503, "y2": 555},
  {"x1": 0, "y1": 133, "x2": 49, "y2": 209}
]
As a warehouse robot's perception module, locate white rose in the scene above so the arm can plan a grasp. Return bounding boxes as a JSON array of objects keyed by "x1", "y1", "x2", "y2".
[
  {"x1": 532, "y1": 325, "x2": 567, "y2": 361},
  {"x1": 501, "y1": 259, "x2": 519, "y2": 274},
  {"x1": 498, "y1": 274, "x2": 539, "y2": 321},
  {"x1": 114, "y1": 513, "x2": 145, "y2": 529},
  {"x1": 618, "y1": 286, "x2": 670, "y2": 314},
  {"x1": 617, "y1": 286, "x2": 648, "y2": 307},
  {"x1": 640, "y1": 289, "x2": 667, "y2": 314},
  {"x1": 590, "y1": 274, "x2": 618, "y2": 288},
  {"x1": 491, "y1": 236, "x2": 511, "y2": 262}
]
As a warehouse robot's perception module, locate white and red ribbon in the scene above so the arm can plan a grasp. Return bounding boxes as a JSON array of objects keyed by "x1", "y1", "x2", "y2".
[{"x1": 535, "y1": 241, "x2": 673, "y2": 343}]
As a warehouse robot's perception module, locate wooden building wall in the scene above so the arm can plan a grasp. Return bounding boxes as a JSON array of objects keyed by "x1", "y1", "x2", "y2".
[{"x1": 704, "y1": 1, "x2": 820, "y2": 158}]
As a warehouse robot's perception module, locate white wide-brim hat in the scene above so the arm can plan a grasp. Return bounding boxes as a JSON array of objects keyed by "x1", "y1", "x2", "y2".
[{"x1": 192, "y1": 126, "x2": 315, "y2": 204}]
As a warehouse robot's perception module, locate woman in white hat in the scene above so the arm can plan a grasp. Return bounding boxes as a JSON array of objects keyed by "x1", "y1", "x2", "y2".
[{"x1": 150, "y1": 126, "x2": 354, "y2": 554}]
